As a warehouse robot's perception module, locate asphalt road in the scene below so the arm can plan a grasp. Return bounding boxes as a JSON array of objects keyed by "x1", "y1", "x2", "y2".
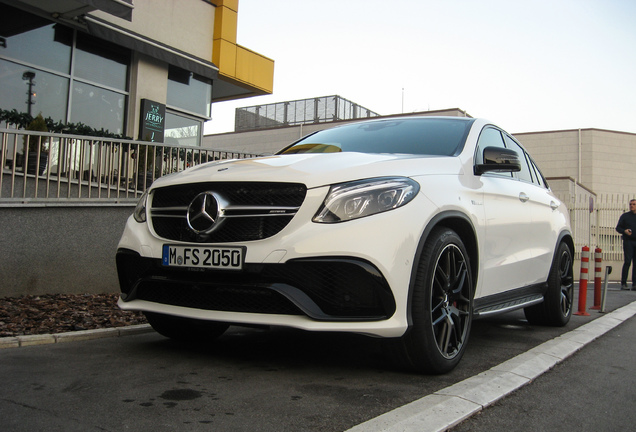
[{"x1": 0, "y1": 286, "x2": 634, "y2": 432}]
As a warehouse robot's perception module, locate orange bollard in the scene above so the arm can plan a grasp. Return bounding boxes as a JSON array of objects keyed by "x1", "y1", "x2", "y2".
[
  {"x1": 575, "y1": 246, "x2": 591, "y2": 316},
  {"x1": 590, "y1": 248, "x2": 602, "y2": 310}
]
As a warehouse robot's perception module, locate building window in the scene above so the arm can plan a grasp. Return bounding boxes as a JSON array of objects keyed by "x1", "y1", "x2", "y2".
[
  {"x1": 166, "y1": 65, "x2": 211, "y2": 146},
  {"x1": 0, "y1": 5, "x2": 129, "y2": 135},
  {"x1": 165, "y1": 111, "x2": 202, "y2": 148},
  {"x1": 0, "y1": 58, "x2": 69, "y2": 121},
  {"x1": 167, "y1": 65, "x2": 212, "y2": 116},
  {"x1": 0, "y1": 16, "x2": 72, "y2": 74},
  {"x1": 74, "y1": 32, "x2": 128, "y2": 91},
  {"x1": 70, "y1": 81, "x2": 126, "y2": 135}
]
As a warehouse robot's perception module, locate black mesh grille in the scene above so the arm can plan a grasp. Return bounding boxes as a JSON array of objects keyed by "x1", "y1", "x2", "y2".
[
  {"x1": 117, "y1": 252, "x2": 396, "y2": 321},
  {"x1": 149, "y1": 182, "x2": 307, "y2": 243},
  {"x1": 261, "y1": 260, "x2": 393, "y2": 317},
  {"x1": 151, "y1": 215, "x2": 294, "y2": 243}
]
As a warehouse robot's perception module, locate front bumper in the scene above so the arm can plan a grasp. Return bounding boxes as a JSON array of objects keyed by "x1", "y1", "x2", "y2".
[{"x1": 117, "y1": 249, "x2": 396, "y2": 322}]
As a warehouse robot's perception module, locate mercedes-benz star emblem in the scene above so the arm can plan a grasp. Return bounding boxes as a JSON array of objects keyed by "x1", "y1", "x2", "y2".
[{"x1": 187, "y1": 192, "x2": 222, "y2": 234}]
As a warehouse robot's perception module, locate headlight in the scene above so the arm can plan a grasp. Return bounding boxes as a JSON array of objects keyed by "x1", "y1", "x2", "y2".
[
  {"x1": 313, "y1": 177, "x2": 420, "y2": 223},
  {"x1": 133, "y1": 189, "x2": 149, "y2": 223}
]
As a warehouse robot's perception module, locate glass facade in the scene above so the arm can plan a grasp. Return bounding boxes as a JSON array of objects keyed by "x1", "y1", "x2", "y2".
[
  {"x1": 0, "y1": 5, "x2": 128, "y2": 134},
  {"x1": 1, "y1": 5, "x2": 213, "y2": 146},
  {"x1": 1, "y1": 22, "x2": 72, "y2": 74},
  {"x1": 70, "y1": 81, "x2": 127, "y2": 134},
  {"x1": 0, "y1": 59, "x2": 70, "y2": 122},
  {"x1": 75, "y1": 32, "x2": 129, "y2": 92}
]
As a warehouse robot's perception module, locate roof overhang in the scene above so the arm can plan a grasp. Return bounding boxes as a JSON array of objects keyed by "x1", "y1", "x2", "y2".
[{"x1": 10, "y1": 0, "x2": 133, "y2": 21}]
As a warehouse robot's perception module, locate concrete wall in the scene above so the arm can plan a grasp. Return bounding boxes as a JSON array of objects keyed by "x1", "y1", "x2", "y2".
[{"x1": 0, "y1": 205, "x2": 134, "y2": 298}]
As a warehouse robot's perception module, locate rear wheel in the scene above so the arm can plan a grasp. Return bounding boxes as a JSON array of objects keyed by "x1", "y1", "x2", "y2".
[
  {"x1": 144, "y1": 312, "x2": 229, "y2": 343},
  {"x1": 524, "y1": 242, "x2": 574, "y2": 326},
  {"x1": 387, "y1": 227, "x2": 473, "y2": 374}
]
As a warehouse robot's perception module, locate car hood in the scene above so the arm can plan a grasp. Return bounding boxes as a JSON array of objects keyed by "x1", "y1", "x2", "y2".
[{"x1": 151, "y1": 152, "x2": 463, "y2": 190}]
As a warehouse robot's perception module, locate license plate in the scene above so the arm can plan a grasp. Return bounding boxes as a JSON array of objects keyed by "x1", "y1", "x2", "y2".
[{"x1": 162, "y1": 245, "x2": 244, "y2": 270}]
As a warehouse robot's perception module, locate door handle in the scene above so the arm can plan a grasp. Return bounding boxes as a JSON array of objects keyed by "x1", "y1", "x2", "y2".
[{"x1": 519, "y1": 192, "x2": 529, "y2": 203}]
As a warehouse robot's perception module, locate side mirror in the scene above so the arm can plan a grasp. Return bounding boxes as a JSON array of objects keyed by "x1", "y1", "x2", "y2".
[{"x1": 475, "y1": 146, "x2": 521, "y2": 175}]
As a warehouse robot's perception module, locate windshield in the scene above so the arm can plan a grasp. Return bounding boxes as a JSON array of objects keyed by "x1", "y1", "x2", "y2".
[{"x1": 278, "y1": 117, "x2": 474, "y2": 156}]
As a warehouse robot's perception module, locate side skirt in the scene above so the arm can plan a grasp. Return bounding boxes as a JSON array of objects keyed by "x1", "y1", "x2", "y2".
[{"x1": 473, "y1": 283, "x2": 547, "y2": 318}]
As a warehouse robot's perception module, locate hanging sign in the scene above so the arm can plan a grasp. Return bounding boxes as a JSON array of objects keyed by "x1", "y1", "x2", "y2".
[{"x1": 139, "y1": 99, "x2": 165, "y2": 142}]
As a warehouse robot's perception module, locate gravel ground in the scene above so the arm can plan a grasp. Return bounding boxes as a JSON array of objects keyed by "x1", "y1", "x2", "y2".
[{"x1": 0, "y1": 293, "x2": 147, "y2": 338}]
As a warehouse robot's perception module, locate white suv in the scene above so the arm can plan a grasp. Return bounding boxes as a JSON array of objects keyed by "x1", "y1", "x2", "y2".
[{"x1": 116, "y1": 117, "x2": 574, "y2": 374}]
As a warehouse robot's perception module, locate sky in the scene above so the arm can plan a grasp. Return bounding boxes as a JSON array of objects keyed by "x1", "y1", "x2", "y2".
[{"x1": 204, "y1": 0, "x2": 636, "y2": 136}]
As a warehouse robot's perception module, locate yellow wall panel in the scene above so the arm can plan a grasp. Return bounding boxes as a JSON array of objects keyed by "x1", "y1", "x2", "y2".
[
  {"x1": 212, "y1": 0, "x2": 274, "y2": 96},
  {"x1": 235, "y1": 46, "x2": 274, "y2": 93},
  {"x1": 213, "y1": 4, "x2": 237, "y2": 44},
  {"x1": 213, "y1": 39, "x2": 237, "y2": 76}
]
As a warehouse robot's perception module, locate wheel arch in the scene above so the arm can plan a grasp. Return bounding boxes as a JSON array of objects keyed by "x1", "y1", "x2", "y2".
[
  {"x1": 556, "y1": 229, "x2": 575, "y2": 258},
  {"x1": 405, "y1": 211, "x2": 478, "y2": 327}
]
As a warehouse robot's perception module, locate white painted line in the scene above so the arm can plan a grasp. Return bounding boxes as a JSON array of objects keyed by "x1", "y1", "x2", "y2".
[{"x1": 346, "y1": 300, "x2": 636, "y2": 432}]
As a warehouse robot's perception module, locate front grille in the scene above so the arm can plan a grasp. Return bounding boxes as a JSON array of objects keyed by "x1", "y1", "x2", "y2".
[
  {"x1": 149, "y1": 182, "x2": 307, "y2": 243},
  {"x1": 117, "y1": 251, "x2": 396, "y2": 321}
]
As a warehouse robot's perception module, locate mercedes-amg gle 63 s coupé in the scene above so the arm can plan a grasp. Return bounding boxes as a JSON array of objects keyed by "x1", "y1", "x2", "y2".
[{"x1": 116, "y1": 116, "x2": 574, "y2": 374}]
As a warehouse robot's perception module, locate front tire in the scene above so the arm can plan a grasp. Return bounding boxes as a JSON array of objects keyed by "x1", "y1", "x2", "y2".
[
  {"x1": 144, "y1": 312, "x2": 229, "y2": 343},
  {"x1": 387, "y1": 227, "x2": 473, "y2": 374},
  {"x1": 524, "y1": 242, "x2": 574, "y2": 326}
]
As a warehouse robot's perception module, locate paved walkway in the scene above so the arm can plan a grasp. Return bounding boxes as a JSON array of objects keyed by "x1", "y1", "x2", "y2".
[
  {"x1": 451, "y1": 314, "x2": 636, "y2": 431},
  {"x1": 346, "y1": 296, "x2": 636, "y2": 432}
]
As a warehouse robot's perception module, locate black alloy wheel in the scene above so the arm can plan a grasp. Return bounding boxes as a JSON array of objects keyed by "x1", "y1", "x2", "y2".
[
  {"x1": 524, "y1": 242, "x2": 574, "y2": 326},
  {"x1": 386, "y1": 227, "x2": 473, "y2": 374},
  {"x1": 430, "y1": 242, "x2": 472, "y2": 360}
]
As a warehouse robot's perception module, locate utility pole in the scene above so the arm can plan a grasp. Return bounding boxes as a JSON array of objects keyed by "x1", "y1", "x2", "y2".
[{"x1": 22, "y1": 71, "x2": 36, "y2": 116}]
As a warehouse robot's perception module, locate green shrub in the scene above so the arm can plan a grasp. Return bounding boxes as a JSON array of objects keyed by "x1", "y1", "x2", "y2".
[{"x1": 24, "y1": 113, "x2": 48, "y2": 154}]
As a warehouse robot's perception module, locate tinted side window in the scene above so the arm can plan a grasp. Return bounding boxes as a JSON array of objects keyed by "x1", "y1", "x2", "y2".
[
  {"x1": 529, "y1": 159, "x2": 548, "y2": 189},
  {"x1": 503, "y1": 135, "x2": 533, "y2": 183}
]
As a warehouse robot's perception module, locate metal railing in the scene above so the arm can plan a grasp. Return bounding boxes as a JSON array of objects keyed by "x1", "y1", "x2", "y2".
[
  {"x1": 235, "y1": 95, "x2": 380, "y2": 131},
  {"x1": 0, "y1": 128, "x2": 258, "y2": 205}
]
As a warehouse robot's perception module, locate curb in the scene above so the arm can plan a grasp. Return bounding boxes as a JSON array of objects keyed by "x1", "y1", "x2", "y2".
[
  {"x1": 345, "y1": 299, "x2": 636, "y2": 432},
  {"x1": 0, "y1": 324, "x2": 153, "y2": 349}
]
